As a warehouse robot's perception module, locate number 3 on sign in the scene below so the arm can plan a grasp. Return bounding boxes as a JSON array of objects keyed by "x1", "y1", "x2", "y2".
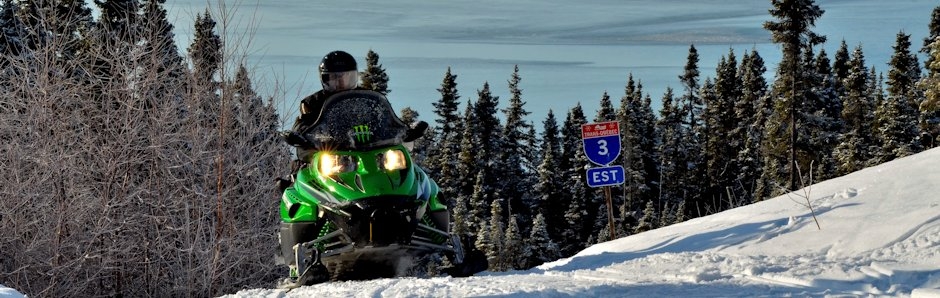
[{"x1": 596, "y1": 139, "x2": 608, "y2": 156}]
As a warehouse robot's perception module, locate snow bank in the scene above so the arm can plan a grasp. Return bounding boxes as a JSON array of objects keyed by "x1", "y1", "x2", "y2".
[{"x1": 0, "y1": 284, "x2": 26, "y2": 298}]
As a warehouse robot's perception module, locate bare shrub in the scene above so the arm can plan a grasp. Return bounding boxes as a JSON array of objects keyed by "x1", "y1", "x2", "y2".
[{"x1": 0, "y1": 2, "x2": 291, "y2": 296}]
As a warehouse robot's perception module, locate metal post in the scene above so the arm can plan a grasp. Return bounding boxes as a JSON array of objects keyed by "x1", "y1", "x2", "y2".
[{"x1": 604, "y1": 186, "x2": 615, "y2": 239}]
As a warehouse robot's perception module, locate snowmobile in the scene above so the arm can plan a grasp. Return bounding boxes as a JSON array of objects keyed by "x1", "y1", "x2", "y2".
[{"x1": 278, "y1": 90, "x2": 487, "y2": 288}]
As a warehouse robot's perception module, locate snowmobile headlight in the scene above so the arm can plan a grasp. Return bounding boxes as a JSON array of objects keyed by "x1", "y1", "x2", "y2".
[
  {"x1": 319, "y1": 153, "x2": 357, "y2": 176},
  {"x1": 378, "y1": 149, "x2": 407, "y2": 171}
]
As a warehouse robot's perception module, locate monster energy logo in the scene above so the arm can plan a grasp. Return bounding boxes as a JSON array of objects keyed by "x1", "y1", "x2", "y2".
[{"x1": 352, "y1": 125, "x2": 372, "y2": 143}]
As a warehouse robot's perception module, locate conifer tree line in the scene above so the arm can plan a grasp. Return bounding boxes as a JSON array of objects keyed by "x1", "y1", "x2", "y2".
[
  {"x1": 405, "y1": 1, "x2": 940, "y2": 272},
  {"x1": 0, "y1": 1, "x2": 289, "y2": 296}
]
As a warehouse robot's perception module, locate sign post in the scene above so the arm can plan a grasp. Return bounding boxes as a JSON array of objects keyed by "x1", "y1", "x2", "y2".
[{"x1": 581, "y1": 121, "x2": 623, "y2": 239}]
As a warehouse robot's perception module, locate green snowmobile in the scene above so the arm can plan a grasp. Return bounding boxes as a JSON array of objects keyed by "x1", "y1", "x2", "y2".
[{"x1": 278, "y1": 90, "x2": 487, "y2": 288}]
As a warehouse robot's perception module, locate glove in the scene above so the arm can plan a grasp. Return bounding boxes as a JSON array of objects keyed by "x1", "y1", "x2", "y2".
[{"x1": 404, "y1": 121, "x2": 428, "y2": 142}]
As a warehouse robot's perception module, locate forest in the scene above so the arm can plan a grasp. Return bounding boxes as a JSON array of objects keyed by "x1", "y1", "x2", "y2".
[{"x1": 1, "y1": 0, "x2": 939, "y2": 296}]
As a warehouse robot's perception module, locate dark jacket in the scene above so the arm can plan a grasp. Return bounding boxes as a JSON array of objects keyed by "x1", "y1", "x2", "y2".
[{"x1": 291, "y1": 88, "x2": 367, "y2": 161}]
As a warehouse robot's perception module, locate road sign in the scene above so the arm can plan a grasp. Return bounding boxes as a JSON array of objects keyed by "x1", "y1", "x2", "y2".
[
  {"x1": 586, "y1": 165, "x2": 625, "y2": 188},
  {"x1": 581, "y1": 121, "x2": 621, "y2": 166}
]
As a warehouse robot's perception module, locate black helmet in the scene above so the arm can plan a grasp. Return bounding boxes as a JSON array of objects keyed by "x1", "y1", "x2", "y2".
[{"x1": 319, "y1": 51, "x2": 357, "y2": 73}]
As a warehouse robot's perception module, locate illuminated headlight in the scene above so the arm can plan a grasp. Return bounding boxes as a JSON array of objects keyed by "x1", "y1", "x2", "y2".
[
  {"x1": 319, "y1": 153, "x2": 357, "y2": 176},
  {"x1": 379, "y1": 149, "x2": 407, "y2": 171}
]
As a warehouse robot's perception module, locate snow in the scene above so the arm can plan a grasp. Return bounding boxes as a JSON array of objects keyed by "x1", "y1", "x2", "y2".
[
  {"x1": 0, "y1": 285, "x2": 24, "y2": 298},
  {"x1": 197, "y1": 147, "x2": 940, "y2": 297}
]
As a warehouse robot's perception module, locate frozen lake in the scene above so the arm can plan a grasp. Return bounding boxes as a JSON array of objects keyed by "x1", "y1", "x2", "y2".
[{"x1": 165, "y1": 0, "x2": 936, "y2": 126}]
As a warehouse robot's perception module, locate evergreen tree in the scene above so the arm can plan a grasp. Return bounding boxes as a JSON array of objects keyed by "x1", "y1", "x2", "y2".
[
  {"x1": 0, "y1": 0, "x2": 24, "y2": 58},
  {"x1": 705, "y1": 50, "x2": 740, "y2": 211},
  {"x1": 523, "y1": 213, "x2": 561, "y2": 268},
  {"x1": 472, "y1": 82, "x2": 502, "y2": 207},
  {"x1": 503, "y1": 215, "x2": 524, "y2": 269},
  {"x1": 467, "y1": 161, "x2": 489, "y2": 231},
  {"x1": 189, "y1": 9, "x2": 221, "y2": 87},
  {"x1": 659, "y1": 202, "x2": 674, "y2": 228},
  {"x1": 485, "y1": 198, "x2": 507, "y2": 271},
  {"x1": 360, "y1": 49, "x2": 390, "y2": 95},
  {"x1": 674, "y1": 200, "x2": 687, "y2": 224},
  {"x1": 618, "y1": 75, "x2": 646, "y2": 216},
  {"x1": 875, "y1": 32, "x2": 923, "y2": 162},
  {"x1": 94, "y1": 0, "x2": 139, "y2": 40},
  {"x1": 455, "y1": 101, "x2": 478, "y2": 213},
  {"x1": 762, "y1": 0, "x2": 826, "y2": 193},
  {"x1": 833, "y1": 40, "x2": 852, "y2": 98},
  {"x1": 834, "y1": 45, "x2": 876, "y2": 175},
  {"x1": 733, "y1": 49, "x2": 769, "y2": 202},
  {"x1": 656, "y1": 88, "x2": 685, "y2": 212},
  {"x1": 678, "y1": 45, "x2": 706, "y2": 217},
  {"x1": 560, "y1": 104, "x2": 591, "y2": 255},
  {"x1": 634, "y1": 200, "x2": 657, "y2": 234},
  {"x1": 920, "y1": 8, "x2": 940, "y2": 149},
  {"x1": 534, "y1": 110, "x2": 565, "y2": 239},
  {"x1": 811, "y1": 48, "x2": 843, "y2": 181},
  {"x1": 432, "y1": 67, "x2": 462, "y2": 141},
  {"x1": 920, "y1": 34, "x2": 940, "y2": 145},
  {"x1": 595, "y1": 91, "x2": 616, "y2": 122},
  {"x1": 922, "y1": 6, "x2": 940, "y2": 72},
  {"x1": 429, "y1": 67, "x2": 462, "y2": 200},
  {"x1": 499, "y1": 65, "x2": 535, "y2": 223}
]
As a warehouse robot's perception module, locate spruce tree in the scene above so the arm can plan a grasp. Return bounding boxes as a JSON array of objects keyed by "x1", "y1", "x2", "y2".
[
  {"x1": 618, "y1": 75, "x2": 645, "y2": 216},
  {"x1": 678, "y1": 45, "x2": 706, "y2": 217},
  {"x1": 733, "y1": 49, "x2": 769, "y2": 202},
  {"x1": 429, "y1": 67, "x2": 462, "y2": 200},
  {"x1": 834, "y1": 45, "x2": 876, "y2": 175},
  {"x1": 706, "y1": 50, "x2": 741, "y2": 211},
  {"x1": 523, "y1": 213, "x2": 561, "y2": 268},
  {"x1": 0, "y1": 0, "x2": 24, "y2": 58},
  {"x1": 189, "y1": 10, "x2": 221, "y2": 87},
  {"x1": 534, "y1": 110, "x2": 565, "y2": 239},
  {"x1": 466, "y1": 150, "x2": 489, "y2": 231},
  {"x1": 560, "y1": 104, "x2": 591, "y2": 255},
  {"x1": 472, "y1": 82, "x2": 502, "y2": 206},
  {"x1": 833, "y1": 40, "x2": 852, "y2": 98},
  {"x1": 876, "y1": 32, "x2": 923, "y2": 162},
  {"x1": 811, "y1": 48, "x2": 843, "y2": 181},
  {"x1": 657, "y1": 88, "x2": 684, "y2": 212},
  {"x1": 486, "y1": 198, "x2": 507, "y2": 271},
  {"x1": 94, "y1": 0, "x2": 139, "y2": 40},
  {"x1": 922, "y1": 6, "x2": 940, "y2": 72},
  {"x1": 595, "y1": 91, "x2": 616, "y2": 122},
  {"x1": 920, "y1": 34, "x2": 940, "y2": 145},
  {"x1": 634, "y1": 200, "x2": 657, "y2": 234},
  {"x1": 503, "y1": 215, "x2": 524, "y2": 269},
  {"x1": 636, "y1": 86, "x2": 660, "y2": 214},
  {"x1": 455, "y1": 101, "x2": 478, "y2": 205},
  {"x1": 360, "y1": 49, "x2": 390, "y2": 95},
  {"x1": 762, "y1": 0, "x2": 826, "y2": 193},
  {"x1": 499, "y1": 65, "x2": 535, "y2": 223}
]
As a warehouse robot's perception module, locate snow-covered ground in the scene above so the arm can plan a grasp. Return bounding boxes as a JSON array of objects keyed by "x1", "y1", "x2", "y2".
[{"x1": 177, "y1": 147, "x2": 940, "y2": 297}]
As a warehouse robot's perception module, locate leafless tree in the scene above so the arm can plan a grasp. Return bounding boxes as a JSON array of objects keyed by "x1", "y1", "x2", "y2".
[{"x1": 1, "y1": 2, "x2": 291, "y2": 296}]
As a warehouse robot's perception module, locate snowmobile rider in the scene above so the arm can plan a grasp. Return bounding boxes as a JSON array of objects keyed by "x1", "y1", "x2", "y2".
[
  {"x1": 290, "y1": 50, "x2": 365, "y2": 162},
  {"x1": 278, "y1": 50, "x2": 448, "y2": 279}
]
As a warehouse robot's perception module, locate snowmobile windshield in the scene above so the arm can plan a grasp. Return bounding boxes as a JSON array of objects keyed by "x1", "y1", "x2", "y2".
[
  {"x1": 321, "y1": 70, "x2": 359, "y2": 92},
  {"x1": 301, "y1": 90, "x2": 409, "y2": 150}
]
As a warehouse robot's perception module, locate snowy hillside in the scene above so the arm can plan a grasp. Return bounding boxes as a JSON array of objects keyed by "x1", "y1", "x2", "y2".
[
  {"x1": 3, "y1": 145, "x2": 939, "y2": 298},
  {"x1": 200, "y1": 147, "x2": 940, "y2": 297}
]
